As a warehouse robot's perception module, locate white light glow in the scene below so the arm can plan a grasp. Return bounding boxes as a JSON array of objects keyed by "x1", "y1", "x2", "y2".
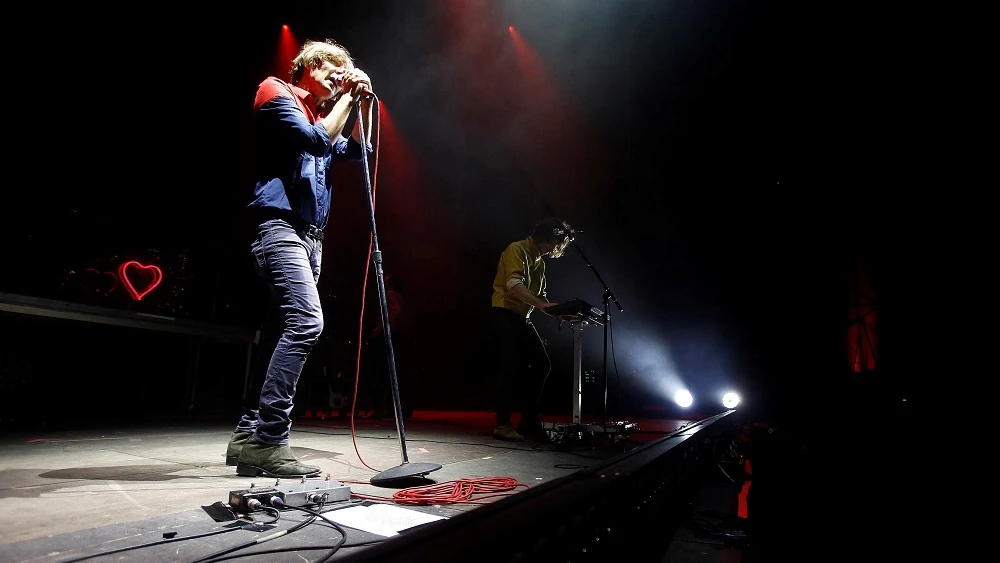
[
  {"x1": 722, "y1": 392, "x2": 741, "y2": 409},
  {"x1": 673, "y1": 389, "x2": 694, "y2": 408}
]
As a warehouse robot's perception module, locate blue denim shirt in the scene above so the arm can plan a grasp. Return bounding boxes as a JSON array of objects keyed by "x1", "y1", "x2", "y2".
[{"x1": 248, "y1": 77, "x2": 368, "y2": 229}]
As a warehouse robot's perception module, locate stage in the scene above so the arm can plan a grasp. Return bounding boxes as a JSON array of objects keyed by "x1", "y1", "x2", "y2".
[
  {"x1": 0, "y1": 291, "x2": 923, "y2": 562},
  {"x1": 0, "y1": 409, "x2": 750, "y2": 563}
]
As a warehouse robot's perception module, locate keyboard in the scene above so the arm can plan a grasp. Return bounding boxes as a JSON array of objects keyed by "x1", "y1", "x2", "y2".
[{"x1": 544, "y1": 299, "x2": 604, "y2": 325}]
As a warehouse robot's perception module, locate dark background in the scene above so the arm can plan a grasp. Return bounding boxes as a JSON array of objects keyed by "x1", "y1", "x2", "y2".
[{"x1": 1, "y1": 0, "x2": 937, "y2": 431}]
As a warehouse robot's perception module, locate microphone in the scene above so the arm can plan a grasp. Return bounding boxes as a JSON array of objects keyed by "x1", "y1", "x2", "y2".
[
  {"x1": 554, "y1": 227, "x2": 580, "y2": 241},
  {"x1": 330, "y1": 73, "x2": 374, "y2": 98}
]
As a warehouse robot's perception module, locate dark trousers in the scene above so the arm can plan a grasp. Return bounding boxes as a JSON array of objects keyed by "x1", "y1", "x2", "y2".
[{"x1": 490, "y1": 306, "x2": 551, "y2": 427}]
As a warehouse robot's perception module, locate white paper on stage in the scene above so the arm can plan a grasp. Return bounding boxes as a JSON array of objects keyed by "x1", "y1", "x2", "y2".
[{"x1": 324, "y1": 503, "x2": 448, "y2": 537}]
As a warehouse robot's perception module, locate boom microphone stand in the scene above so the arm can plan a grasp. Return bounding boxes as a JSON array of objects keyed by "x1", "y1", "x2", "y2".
[{"x1": 355, "y1": 95, "x2": 441, "y2": 485}]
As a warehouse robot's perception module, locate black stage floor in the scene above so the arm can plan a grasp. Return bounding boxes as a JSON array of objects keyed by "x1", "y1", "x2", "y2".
[
  {"x1": 0, "y1": 393, "x2": 924, "y2": 563},
  {"x1": 0, "y1": 409, "x2": 764, "y2": 563}
]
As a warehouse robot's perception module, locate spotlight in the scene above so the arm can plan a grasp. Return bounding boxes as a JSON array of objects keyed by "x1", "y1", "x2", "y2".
[
  {"x1": 673, "y1": 389, "x2": 694, "y2": 408},
  {"x1": 722, "y1": 392, "x2": 741, "y2": 409}
]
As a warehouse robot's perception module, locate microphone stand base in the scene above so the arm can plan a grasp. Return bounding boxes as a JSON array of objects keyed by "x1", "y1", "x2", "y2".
[{"x1": 369, "y1": 462, "x2": 443, "y2": 486}]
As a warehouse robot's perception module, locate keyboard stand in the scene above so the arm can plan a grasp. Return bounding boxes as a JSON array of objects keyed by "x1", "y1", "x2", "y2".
[
  {"x1": 541, "y1": 312, "x2": 639, "y2": 444},
  {"x1": 570, "y1": 318, "x2": 586, "y2": 427}
]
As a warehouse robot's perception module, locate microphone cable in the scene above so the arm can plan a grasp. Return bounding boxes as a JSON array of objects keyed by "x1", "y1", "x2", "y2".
[
  {"x1": 348, "y1": 94, "x2": 383, "y2": 473},
  {"x1": 334, "y1": 97, "x2": 532, "y2": 505}
]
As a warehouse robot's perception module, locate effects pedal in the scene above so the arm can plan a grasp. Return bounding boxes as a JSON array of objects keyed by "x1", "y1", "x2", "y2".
[
  {"x1": 229, "y1": 476, "x2": 352, "y2": 513},
  {"x1": 229, "y1": 484, "x2": 283, "y2": 514},
  {"x1": 541, "y1": 420, "x2": 640, "y2": 444},
  {"x1": 276, "y1": 475, "x2": 352, "y2": 507}
]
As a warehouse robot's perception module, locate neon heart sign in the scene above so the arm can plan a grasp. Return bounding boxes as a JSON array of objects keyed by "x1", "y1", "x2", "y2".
[{"x1": 118, "y1": 260, "x2": 163, "y2": 301}]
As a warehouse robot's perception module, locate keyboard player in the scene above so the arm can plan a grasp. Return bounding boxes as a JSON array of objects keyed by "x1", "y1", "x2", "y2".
[{"x1": 489, "y1": 217, "x2": 575, "y2": 441}]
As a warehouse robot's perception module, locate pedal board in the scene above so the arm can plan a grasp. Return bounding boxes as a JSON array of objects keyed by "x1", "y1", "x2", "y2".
[
  {"x1": 276, "y1": 476, "x2": 352, "y2": 508},
  {"x1": 229, "y1": 476, "x2": 351, "y2": 513},
  {"x1": 542, "y1": 420, "x2": 640, "y2": 443}
]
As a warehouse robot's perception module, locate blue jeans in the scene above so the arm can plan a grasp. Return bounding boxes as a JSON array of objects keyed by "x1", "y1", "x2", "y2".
[{"x1": 237, "y1": 219, "x2": 324, "y2": 445}]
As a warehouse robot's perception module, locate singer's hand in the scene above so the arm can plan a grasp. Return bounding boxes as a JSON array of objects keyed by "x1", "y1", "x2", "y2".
[{"x1": 342, "y1": 68, "x2": 372, "y2": 98}]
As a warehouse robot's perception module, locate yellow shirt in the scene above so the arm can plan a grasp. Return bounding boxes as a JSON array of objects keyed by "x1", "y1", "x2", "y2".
[{"x1": 491, "y1": 236, "x2": 547, "y2": 318}]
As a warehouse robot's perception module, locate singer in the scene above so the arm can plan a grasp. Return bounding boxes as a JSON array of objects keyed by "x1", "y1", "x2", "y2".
[
  {"x1": 489, "y1": 217, "x2": 575, "y2": 441},
  {"x1": 226, "y1": 39, "x2": 374, "y2": 478}
]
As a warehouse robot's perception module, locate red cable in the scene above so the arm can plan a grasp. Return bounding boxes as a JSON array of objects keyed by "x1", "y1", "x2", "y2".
[
  {"x1": 392, "y1": 476, "x2": 529, "y2": 505},
  {"x1": 342, "y1": 476, "x2": 529, "y2": 506},
  {"x1": 336, "y1": 103, "x2": 527, "y2": 505}
]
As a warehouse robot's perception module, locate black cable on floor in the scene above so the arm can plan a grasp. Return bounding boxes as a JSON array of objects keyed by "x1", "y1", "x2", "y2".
[
  {"x1": 56, "y1": 509, "x2": 279, "y2": 563},
  {"x1": 198, "y1": 504, "x2": 384, "y2": 563},
  {"x1": 270, "y1": 498, "x2": 349, "y2": 563},
  {"x1": 190, "y1": 509, "x2": 312, "y2": 563}
]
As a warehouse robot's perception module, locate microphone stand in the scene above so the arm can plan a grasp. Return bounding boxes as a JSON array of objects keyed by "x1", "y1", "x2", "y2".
[
  {"x1": 355, "y1": 95, "x2": 441, "y2": 485},
  {"x1": 570, "y1": 238, "x2": 623, "y2": 424}
]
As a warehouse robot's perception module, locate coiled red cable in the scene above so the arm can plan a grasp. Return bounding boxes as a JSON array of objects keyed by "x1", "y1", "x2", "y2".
[{"x1": 390, "y1": 476, "x2": 529, "y2": 505}]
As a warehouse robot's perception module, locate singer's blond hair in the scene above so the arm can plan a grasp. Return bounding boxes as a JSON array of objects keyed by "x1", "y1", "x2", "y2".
[{"x1": 290, "y1": 39, "x2": 355, "y2": 83}]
